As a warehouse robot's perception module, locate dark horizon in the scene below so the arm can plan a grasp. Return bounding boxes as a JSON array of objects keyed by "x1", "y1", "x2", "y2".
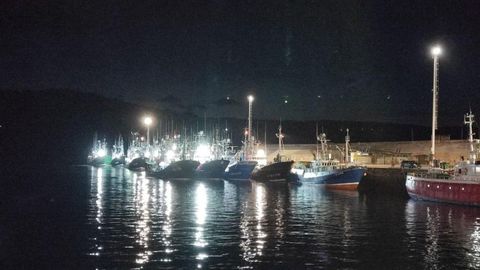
[
  {"x1": 2, "y1": 1, "x2": 480, "y2": 125},
  {"x1": 1, "y1": 88, "x2": 470, "y2": 172}
]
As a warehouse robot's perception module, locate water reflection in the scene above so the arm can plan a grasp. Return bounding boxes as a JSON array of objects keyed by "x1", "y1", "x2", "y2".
[
  {"x1": 133, "y1": 172, "x2": 152, "y2": 265},
  {"x1": 425, "y1": 206, "x2": 440, "y2": 268},
  {"x1": 470, "y1": 219, "x2": 480, "y2": 268},
  {"x1": 194, "y1": 183, "x2": 208, "y2": 268},
  {"x1": 161, "y1": 181, "x2": 173, "y2": 260},
  {"x1": 87, "y1": 167, "x2": 104, "y2": 257},
  {"x1": 405, "y1": 200, "x2": 480, "y2": 269},
  {"x1": 81, "y1": 167, "x2": 480, "y2": 269},
  {"x1": 240, "y1": 183, "x2": 267, "y2": 263}
]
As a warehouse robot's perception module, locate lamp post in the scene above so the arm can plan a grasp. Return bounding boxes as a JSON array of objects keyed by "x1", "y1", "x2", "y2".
[
  {"x1": 247, "y1": 95, "x2": 254, "y2": 159},
  {"x1": 431, "y1": 46, "x2": 441, "y2": 165},
  {"x1": 143, "y1": 116, "x2": 153, "y2": 145}
]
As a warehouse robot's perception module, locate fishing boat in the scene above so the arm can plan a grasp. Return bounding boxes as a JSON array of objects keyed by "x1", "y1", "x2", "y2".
[
  {"x1": 126, "y1": 132, "x2": 154, "y2": 171},
  {"x1": 250, "y1": 123, "x2": 299, "y2": 184},
  {"x1": 110, "y1": 135, "x2": 125, "y2": 166},
  {"x1": 87, "y1": 134, "x2": 109, "y2": 167},
  {"x1": 224, "y1": 95, "x2": 262, "y2": 181},
  {"x1": 149, "y1": 159, "x2": 200, "y2": 180},
  {"x1": 127, "y1": 157, "x2": 150, "y2": 171},
  {"x1": 406, "y1": 111, "x2": 480, "y2": 206},
  {"x1": 194, "y1": 159, "x2": 230, "y2": 179},
  {"x1": 292, "y1": 129, "x2": 365, "y2": 190},
  {"x1": 147, "y1": 131, "x2": 202, "y2": 180},
  {"x1": 225, "y1": 160, "x2": 259, "y2": 181},
  {"x1": 250, "y1": 160, "x2": 298, "y2": 183}
]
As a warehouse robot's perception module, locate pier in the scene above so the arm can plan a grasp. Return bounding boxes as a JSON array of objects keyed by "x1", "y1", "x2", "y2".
[
  {"x1": 263, "y1": 140, "x2": 470, "y2": 196},
  {"x1": 265, "y1": 139, "x2": 471, "y2": 167}
]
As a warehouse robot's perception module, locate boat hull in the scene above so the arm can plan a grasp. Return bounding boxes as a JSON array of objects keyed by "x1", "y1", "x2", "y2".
[
  {"x1": 111, "y1": 157, "x2": 125, "y2": 167},
  {"x1": 88, "y1": 157, "x2": 107, "y2": 167},
  {"x1": 224, "y1": 161, "x2": 258, "y2": 181},
  {"x1": 195, "y1": 159, "x2": 230, "y2": 179},
  {"x1": 406, "y1": 175, "x2": 480, "y2": 206},
  {"x1": 250, "y1": 161, "x2": 298, "y2": 183},
  {"x1": 299, "y1": 167, "x2": 365, "y2": 190},
  {"x1": 149, "y1": 160, "x2": 200, "y2": 180},
  {"x1": 127, "y1": 157, "x2": 150, "y2": 171}
]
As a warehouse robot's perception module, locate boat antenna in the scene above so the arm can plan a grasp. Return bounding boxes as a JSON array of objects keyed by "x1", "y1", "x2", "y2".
[
  {"x1": 264, "y1": 120, "x2": 267, "y2": 159},
  {"x1": 276, "y1": 119, "x2": 284, "y2": 160},
  {"x1": 464, "y1": 110, "x2": 476, "y2": 163},
  {"x1": 316, "y1": 122, "x2": 319, "y2": 160},
  {"x1": 345, "y1": 128, "x2": 350, "y2": 163}
]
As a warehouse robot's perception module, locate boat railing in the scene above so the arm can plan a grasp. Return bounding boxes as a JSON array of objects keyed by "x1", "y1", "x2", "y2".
[{"x1": 408, "y1": 171, "x2": 450, "y2": 180}]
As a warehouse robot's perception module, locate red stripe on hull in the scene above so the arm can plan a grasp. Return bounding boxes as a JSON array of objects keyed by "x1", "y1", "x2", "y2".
[
  {"x1": 325, "y1": 183, "x2": 358, "y2": 191},
  {"x1": 406, "y1": 176, "x2": 480, "y2": 206}
]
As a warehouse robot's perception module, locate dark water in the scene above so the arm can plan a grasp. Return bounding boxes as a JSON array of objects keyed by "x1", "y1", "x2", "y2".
[{"x1": 3, "y1": 166, "x2": 480, "y2": 269}]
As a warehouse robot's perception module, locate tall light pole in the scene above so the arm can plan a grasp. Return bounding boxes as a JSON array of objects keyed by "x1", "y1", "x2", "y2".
[
  {"x1": 247, "y1": 95, "x2": 254, "y2": 158},
  {"x1": 431, "y1": 45, "x2": 441, "y2": 165},
  {"x1": 143, "y1": 116, "x2": 153, "y2": 145}
]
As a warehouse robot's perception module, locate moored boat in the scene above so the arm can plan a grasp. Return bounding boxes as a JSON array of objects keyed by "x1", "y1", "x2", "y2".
[
  {"x1": 292, "y1": 130, "x2": 365, "y2": 190},
  {"x1": 224, "y1": 95, "x2": 264, "y2": 181},
  {"x1": 149, "y1": 159, "x2": 200, "y2": 180},
  {"x1": 224, "y1": 160, "x2": 258, "y2": 181},
  {"x1": 87, "y1": 135, "x2": 109, "y2": 167},
  {"x1": 195, "y1": 159, "x2": 230, "y2": 179},
  {"x1": 127, "y1": 157, "x2": 150, "y2": 171},
  {"x1": 250, "y1": 123, "x2": 299, "y2": 184},
  {"x1": 111, "y1": 135, "x2": 125, "y2": 166},
  {"x1": 406, "y1": 111, "x2": 480, "y2": 206},
  {"x1": 250, "y1": 160, "x2": 298, "y2": 183}
]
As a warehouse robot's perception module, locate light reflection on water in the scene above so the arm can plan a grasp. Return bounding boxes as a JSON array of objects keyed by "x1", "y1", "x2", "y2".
[
  {"x1": 194, "y1": 183, "x2": 208, "y2": 268},
  {"x1": 134, "y1": 172, "x2": 151, "y2": 265},
  {"x1": 85, "y1": 167, "x2": 480, "y2": 269}
]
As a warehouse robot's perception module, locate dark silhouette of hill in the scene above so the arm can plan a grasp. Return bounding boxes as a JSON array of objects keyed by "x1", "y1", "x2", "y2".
[
  {"x1": 0, "y1": 89, "x2": 165, "y2": 173},
  {"x1": 0, "y1": 89, "x2": 462, "y2": 176}
]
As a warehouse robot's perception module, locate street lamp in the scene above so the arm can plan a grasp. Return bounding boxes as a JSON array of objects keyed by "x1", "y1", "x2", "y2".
[
  {"x1": 247, "y1": 95, "x2": 254, "y2": 159},
  {"x1": 143, "y1": 116, "x2": 153, "y2": 145},
  {"x1": 430, "y1": 45, "x2": 441, "y2": 165}
]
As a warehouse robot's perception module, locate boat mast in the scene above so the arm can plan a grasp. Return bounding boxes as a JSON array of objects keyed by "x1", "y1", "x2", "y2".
[
  {"x1": 316, "y1": 122, "x2": 319, "y2": 160},
  {"x1": 345, "y1": 128, "x2": 350, "y2": 163},
  {"x1": 276, "y1": 120, "x2": 284, "y2": 160},
  {"x1": 431, "y1": 46, "x2": 441, "y2": 165},
  {"x1": 264, "y1": 120, "x2": 267, "y2": 160},
  {"x1": 464, "y1": 110, "x2": 476, "y2": 163}
]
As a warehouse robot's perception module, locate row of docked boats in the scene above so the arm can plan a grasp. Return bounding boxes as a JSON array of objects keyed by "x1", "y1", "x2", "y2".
[
  {"x1": 88, "y1": 95, "x2": 365, "y2": 188},
  {"x1": 88, "y1": 128, "x2": 365, "y2": 189}
]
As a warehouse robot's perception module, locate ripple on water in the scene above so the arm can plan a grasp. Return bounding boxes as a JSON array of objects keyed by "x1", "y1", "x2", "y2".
[{"x1": 79, "y1": 166, "x2": 480, "y2": 269}]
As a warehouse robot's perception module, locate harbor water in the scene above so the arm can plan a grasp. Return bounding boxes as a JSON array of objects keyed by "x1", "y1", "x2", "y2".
[{"x1": 3, "y1": 166, "x2": 480, "y2": 269}]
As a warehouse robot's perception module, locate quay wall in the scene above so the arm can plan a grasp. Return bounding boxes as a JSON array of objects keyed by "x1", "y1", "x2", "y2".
[{"x1": 266, "y1": 140, "x2": 471, "y2": 166}]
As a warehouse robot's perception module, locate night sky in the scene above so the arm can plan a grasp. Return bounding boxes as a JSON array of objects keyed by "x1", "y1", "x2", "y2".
[{"x1": 2, "y1": 0, "x2": 480, "y2": 125}]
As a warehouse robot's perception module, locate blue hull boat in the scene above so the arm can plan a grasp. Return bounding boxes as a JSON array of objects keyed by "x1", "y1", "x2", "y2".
[
  {"x1": 224, "y1": 161, "x2": 258, "y2": 181},
  {"x1": 195, "y1": 159, "x2": 230, "y2": 179},
  {"x1": 299, "y1": 166, "x2": 365, "y2": 190}
]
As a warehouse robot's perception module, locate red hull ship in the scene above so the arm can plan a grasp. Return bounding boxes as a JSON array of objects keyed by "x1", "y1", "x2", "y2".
[
  {"x1": 406, "y1": 169, "x2": 480, "y2": 206},
  {"x1": 406, "y1": 111, "x2": 480, "y2": 206}
]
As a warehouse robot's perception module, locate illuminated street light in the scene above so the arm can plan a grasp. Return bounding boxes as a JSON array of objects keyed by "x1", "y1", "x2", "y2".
[
  {"x1": 430, "y1": 45, "x2": 441, "y2": 165},
  {"x1": 431, "y1": 46, "x2": 442, "y2": 56},
  {"x1": 247, "y1": 95, "x2": 254, "y2": 159},
  {"x1": 143, "y1": 116, "x2": 153, "y2": 145}
]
